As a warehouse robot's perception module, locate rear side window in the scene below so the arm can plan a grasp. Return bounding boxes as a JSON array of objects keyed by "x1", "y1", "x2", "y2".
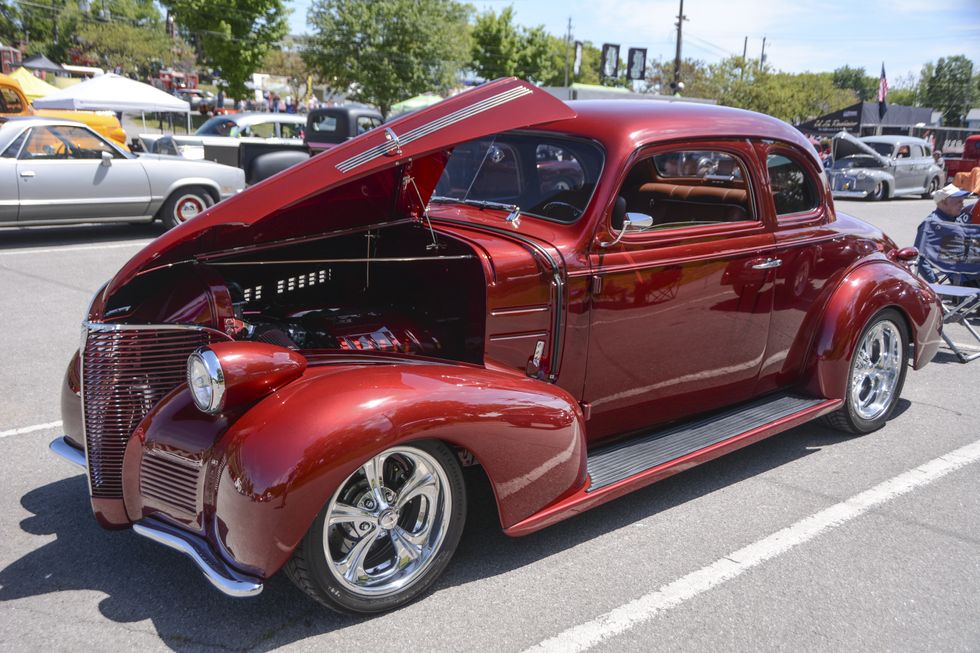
[
  {"x1": 617, "y1": 148, "x2": 754, "y2": 232},
  {"x1": 767, "y1": 154, "x2": 820, "y2": 216},
  {"x1": 1, "y1": 129, "x2": 27, "y2": 158},
  {"x1": 0, "y1": 87, "x2": 24, "y2": 113}
]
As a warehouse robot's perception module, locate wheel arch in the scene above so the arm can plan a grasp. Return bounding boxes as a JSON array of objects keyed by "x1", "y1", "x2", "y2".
[
  {"x1": 801, "y1": 260, "x2": 942, "y2": 400},
  {"x1": 208, "y1": 363, "x2": 588, "y2": 578}
]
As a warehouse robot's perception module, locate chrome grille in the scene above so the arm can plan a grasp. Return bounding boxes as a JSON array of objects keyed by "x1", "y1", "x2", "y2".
[
  {"x1": 81, "y1": 325, "x2": 224, "y2": 499},
  {"x1": 141, "y1": 451, "x2": 201, "y2": 514}
]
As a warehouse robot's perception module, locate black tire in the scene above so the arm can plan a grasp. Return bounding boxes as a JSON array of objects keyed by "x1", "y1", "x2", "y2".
[
  {"x1": 159, "y1": 186, "x2": 214, "y2": 229},
  {"x1": 921, "y1": 177, "x2": 940, "y2": 199},
  {"x1": 823, "y1": 308, "x2": 909, "y2": 435},
  {"x1": 284, "y1": 440, "x2": 466, "y2": 614},
  {"x1": 869, "y1": 182, "x2": 887, "y2": 201}
]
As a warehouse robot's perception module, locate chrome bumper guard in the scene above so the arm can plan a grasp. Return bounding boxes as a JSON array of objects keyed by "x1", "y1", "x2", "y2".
[
  {"x1": 49, "y1": 436, "x2": 86, "y2": 469},
  {"x1": 133, "y1": 517, "x2": 263, "y2": 598},
  {"x1": 831, "y1": 190, "x2": 870, "y2": 199}
]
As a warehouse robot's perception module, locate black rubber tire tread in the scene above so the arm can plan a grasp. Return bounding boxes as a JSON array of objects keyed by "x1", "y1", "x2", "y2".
[
  {"x1": 159, "y1": 186, "x2": 214, "y2": 229},
  {"x1": 870, "y1": 182, "x2": 887, "y2": 201},
  {"x1": 822, "y1": 308, "x2": 909, "y2": 435},
  {"x1": 921, "y1": 177, "x2": 939, "y2": 199},
  {"x1": 284, "y1": 440, "x2": 467, "y2": 614}
]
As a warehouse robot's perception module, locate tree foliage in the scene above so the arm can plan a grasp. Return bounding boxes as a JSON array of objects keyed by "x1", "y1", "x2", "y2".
[
  {"x1": 162, "y1": 0, "x2": 287, "y2": 100},
  {"x1": 262, "y1": 36, "x2": 311, "y2": 100},
  {"x1": 918, "y1": 55, "x2": 975, "y2": 126},
  {"x1": 304, "y1": 0, "x2": 470, "y2": 118},
  {"x1": 470, "y1": 8, "x2": 564, "y2": 85},
  {"x1": 832, "y1": 65, "x2": 877, "y2": 101}
]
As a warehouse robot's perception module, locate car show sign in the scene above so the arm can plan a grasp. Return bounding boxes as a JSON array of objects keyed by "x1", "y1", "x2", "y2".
[
  {"x1": 601, "y1": 43, "x2": 619, "y2": 79},
  {"x1": 626, "y1": 48, "x2": 647, "y2": 81}
]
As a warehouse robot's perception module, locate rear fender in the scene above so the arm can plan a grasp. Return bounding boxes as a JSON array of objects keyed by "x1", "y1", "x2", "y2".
[
  {"x1": 803, "y1": 261, "x2": 942, "y2": 399},
  {"x1": 212, "y1": 363, "x2": 586, "y2": 577}
]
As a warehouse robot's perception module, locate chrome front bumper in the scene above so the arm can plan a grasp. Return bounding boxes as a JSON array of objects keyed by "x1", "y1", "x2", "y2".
[
  {"x1": 831, "y1": 189, "x2": 871, "y2": 199},
  {"x1": 49, "y1": 436, "x2": 85, "y2": 468},
  {"x1": 133, "y1": 518, "x2": 264, "y2": 598},
  {"x1": 48, "y1": 435, "x2": 263, "y2": 598}
]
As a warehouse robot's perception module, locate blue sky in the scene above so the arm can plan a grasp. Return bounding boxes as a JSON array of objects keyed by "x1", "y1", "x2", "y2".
[{"x1": 287, "y1": 0, "x2": 980, "y2": 84}]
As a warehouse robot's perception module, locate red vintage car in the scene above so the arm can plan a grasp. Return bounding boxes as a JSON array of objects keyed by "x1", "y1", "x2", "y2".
[{"x1": 52, "y1": 78, "x2": 943, "y2": 614}]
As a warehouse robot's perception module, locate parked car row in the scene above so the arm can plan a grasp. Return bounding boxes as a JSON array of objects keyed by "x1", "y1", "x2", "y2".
[{"x1": 48, "y1": 79, "x2": 942, "y2": 616}]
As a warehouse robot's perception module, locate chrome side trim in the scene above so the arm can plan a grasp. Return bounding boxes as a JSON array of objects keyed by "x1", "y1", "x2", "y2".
[
  {"x1": 83, "y1": 321, "x2": 232, "y2": 341},
  {"x1": 336, "y1": 85, "x2": 533, "y2": 173},
  {"x1": 133, "y1": 518, "x2": 263, "y2": 598},
  {"x1": 49, "y1": 436, "x2": 86, "y2": 469}
]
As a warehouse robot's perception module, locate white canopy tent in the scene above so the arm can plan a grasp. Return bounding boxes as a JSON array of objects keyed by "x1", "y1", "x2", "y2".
[{"x1": 33, "y1": 73, "x2": 192, "y2": 131}]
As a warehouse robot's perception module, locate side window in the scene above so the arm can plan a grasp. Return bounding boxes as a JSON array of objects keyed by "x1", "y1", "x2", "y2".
[
  {"x1": 247, "y1": 122, "x2": 275, "y2": 138},
  {"x1": 20, "y1": 125, "x2": 118, "y2": 160},
  {"x1": 0, "y1": 87, "x2": 24, "y2": 113},
  {"x1": 618, "y1": 148, "x2": 754, "y2": 232},
  {"x1": 909, "y1": 144, "x2": 924, "y2": 158},
  {"x1": 356, "y1": 116, "x2": 378, "y2": 134},
  {"x1": 279, "y1": 122, "x2": 304, "y2": 138},
  {"x1": 767, "y1": 154, "x2": 820, "y2": 216}
]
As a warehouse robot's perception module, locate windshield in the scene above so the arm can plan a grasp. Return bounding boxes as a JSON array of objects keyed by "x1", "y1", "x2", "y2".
[
  {"x1": 432, "y1": 132, "x2": 604, "y2": 223},
  {"x1": 833, "y1": 156, "x2": 883, "y2": 170},
  {"x1": 863, "y1": 141, "x2": 894, "y2": 157},
  {"x1": 196, "y1": 116, "x2": 239, "y2": 137}
]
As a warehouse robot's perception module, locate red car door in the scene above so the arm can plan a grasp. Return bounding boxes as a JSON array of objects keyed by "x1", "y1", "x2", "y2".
[{"x1": 584, "y1": 142, "x2": 776, "y2": 441}]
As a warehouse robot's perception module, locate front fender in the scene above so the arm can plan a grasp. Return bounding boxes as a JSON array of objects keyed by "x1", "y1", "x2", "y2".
[
  {"x1": 803, "y1": 261, "x2": 942, "y2": 399},
  {"x1": 211, "y1": 363, "x2": 586, "y2": 577}
]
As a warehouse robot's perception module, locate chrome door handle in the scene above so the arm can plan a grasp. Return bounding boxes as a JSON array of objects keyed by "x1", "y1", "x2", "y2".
[
  {"x1": 19, "y1": 170, "x2": 35, "y2": 178},
  {"x1": 751, "y1": 258, "x2": 782, "y2": 270}
]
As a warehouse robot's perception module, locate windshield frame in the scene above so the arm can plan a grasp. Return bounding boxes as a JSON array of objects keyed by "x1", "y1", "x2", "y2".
[{"x1": 431, "y1": 129, "x2": 606, "y2": 225}]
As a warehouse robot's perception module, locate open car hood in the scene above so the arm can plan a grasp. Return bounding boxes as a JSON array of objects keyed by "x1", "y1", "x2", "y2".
[
  {"x1": 832, "y1": 131, "x2": 887, "y2": 165},
  {"x1": 103, "y1": 78, "x2": 576, "y2": 299}
]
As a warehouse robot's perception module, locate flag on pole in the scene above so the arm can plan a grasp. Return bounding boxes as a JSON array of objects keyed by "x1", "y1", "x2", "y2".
[{"x1": 878, "y1": 63, "x2": 889, "y2": 120}]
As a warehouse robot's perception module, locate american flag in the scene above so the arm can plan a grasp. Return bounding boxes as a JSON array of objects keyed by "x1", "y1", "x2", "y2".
[{"x1": 878, "y1": 63, "x2": 888, "y2": 120}]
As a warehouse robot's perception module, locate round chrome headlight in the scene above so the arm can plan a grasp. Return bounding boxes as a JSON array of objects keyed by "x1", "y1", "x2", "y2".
[{"x1": 187, "y1": 348, "x2": 225, "y2": 414}]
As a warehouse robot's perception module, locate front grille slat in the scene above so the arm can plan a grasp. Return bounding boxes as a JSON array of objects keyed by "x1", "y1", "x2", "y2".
[
  {"x1": 81, "y1": 324, "x2": 224, "y2": 500},
  {"x1": 140, "y1": 451, "x2": 201, "y2": 515}
]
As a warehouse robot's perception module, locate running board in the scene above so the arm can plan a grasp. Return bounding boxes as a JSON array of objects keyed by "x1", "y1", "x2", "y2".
[{"x1": 505, "y1": 393, "x2": 842, "y2": 536}]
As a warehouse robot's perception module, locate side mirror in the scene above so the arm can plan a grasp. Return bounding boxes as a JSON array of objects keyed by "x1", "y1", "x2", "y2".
[
  {"x1": 100, "y1": 150, "x2": 113, "y2": 167},
  {"x1": 600, "y1": 199, "x2": 653, "y2": 248},
  {"x1": 610, "y1": 196, "x2": 627, "y2": 231}
]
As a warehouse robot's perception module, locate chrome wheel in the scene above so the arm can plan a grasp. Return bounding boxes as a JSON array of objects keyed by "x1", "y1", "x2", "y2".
[
  {"x1": 323, "y1": 447, "x2": 452, "y2": 598},
  {"x1": 849, "y1": 320, "x2": 903, "y2": 421}
]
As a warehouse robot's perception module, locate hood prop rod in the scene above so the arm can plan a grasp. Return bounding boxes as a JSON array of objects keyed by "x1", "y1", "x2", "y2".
[{"x1": 406, "y1": 175, "x2": 442, "y2": 251}]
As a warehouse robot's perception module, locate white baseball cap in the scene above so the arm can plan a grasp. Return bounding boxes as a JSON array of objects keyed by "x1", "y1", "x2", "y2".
[{"x1": 933, "y1": 183, "x2": 972, "y2": 203}]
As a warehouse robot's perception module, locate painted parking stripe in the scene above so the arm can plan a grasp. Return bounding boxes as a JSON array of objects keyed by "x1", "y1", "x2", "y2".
[
  {"x1": 0, "y1": 421, "x2": 63, "y2": 439},
  {"x1": 0, "y1": 241, "x2": 149, "y2": 257},
  {"x1": 525, "y1": 438, "x2": 980, "y2": 653}
]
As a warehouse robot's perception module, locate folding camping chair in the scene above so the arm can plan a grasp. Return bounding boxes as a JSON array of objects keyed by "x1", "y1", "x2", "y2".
[{"x1": 913, "y1": 218, "x2": 980, "y2": 362}]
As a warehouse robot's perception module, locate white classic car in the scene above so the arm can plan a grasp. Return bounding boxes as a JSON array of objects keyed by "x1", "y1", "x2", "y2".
[
  {"x1": 828, "y1": 132, "x2": 944, "y2": 201},
  {"x1": 0, "y1": 117, "x2": 245, "y2": 229}
]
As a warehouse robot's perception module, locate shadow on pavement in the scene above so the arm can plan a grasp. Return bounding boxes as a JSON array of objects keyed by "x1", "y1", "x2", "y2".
[
  {"x1": 0, "y1": 418, "x2": 866, "y2": 651},
  {"x1": 0, "y1": 223, "x2": 165, "y2": 252}
]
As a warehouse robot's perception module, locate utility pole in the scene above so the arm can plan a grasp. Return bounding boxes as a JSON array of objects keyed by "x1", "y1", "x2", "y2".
[
  {"x1": 740, "y1": 36, "x2": 747, "y2": 79},
  {"x1": 759, "y1": 36, "x2": 767, "y2": 71},
  {"x1": 671, "y1": 0, "x2": 687, "y2": 94},
  {"x1": 563, "y1": 16, "x2": 572, "y2": 94}
]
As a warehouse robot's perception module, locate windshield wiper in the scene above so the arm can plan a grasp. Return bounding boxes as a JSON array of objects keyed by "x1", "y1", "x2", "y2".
[{"x1": 429, "y1": 196, "x2": 521, "y2": 222}]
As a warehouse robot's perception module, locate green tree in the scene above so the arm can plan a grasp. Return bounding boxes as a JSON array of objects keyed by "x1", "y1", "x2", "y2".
[
  {"x1": 919, "y1": 55, "x2": 975, "y2": 126},
  {"x1": 162, "y1": 0, "x2": 287, "y2": 100},
  {"x1": 262, "y1": 36, "x2": 311, "y2": 100},
  {"x1": 470, "y1": 8, "x2": 564, "y2": 85},
  {"x1": 832, "y1": 65, "x2": 877, "y2": 101},
  {"x1": 304, "y1": 0, "x2": 471, "y2": 117}
]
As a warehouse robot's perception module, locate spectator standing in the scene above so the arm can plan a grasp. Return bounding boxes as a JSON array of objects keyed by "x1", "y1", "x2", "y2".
[{"x1": 933, "y1": 150, "x2": 946, "y2": 183}]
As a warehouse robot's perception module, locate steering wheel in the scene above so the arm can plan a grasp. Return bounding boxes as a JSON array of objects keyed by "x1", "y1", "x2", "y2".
[{"x1": 542, "y1": 201, "x2": 582, "y2": 218}]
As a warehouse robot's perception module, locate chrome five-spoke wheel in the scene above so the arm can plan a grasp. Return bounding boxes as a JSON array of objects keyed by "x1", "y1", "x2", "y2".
[
  {"x1": 825, "y1": 309, "x2": 909, "y2": 434},
  {"x1": 285, "y1": 441, "x2": 466, "y2": 614}
]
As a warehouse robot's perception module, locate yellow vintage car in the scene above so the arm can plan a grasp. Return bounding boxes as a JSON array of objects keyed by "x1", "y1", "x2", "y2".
[{"x1": 0, "y1": 73, "x2": 128, "y2": 149}]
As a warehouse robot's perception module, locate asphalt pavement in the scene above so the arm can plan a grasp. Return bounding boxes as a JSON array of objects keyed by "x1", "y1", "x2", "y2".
[{"x1": 0, "y1": 199, "x2": 977, "y2": 652}]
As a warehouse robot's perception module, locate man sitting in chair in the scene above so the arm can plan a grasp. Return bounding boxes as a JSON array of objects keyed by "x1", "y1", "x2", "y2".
[{"x1": 916, "y1": 184, "x2": 979, "y2": 286}]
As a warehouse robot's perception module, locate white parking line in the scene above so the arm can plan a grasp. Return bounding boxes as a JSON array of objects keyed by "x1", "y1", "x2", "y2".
[
  {"x1": 0, "y1": 241, "x2": 149, "y2": 257},
  {"x1": 0, "y1": 421, "x2": 63, "y2": 439},
  {"x1": 525, "y1": 438, "x2": 980, "y2": 653}
]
